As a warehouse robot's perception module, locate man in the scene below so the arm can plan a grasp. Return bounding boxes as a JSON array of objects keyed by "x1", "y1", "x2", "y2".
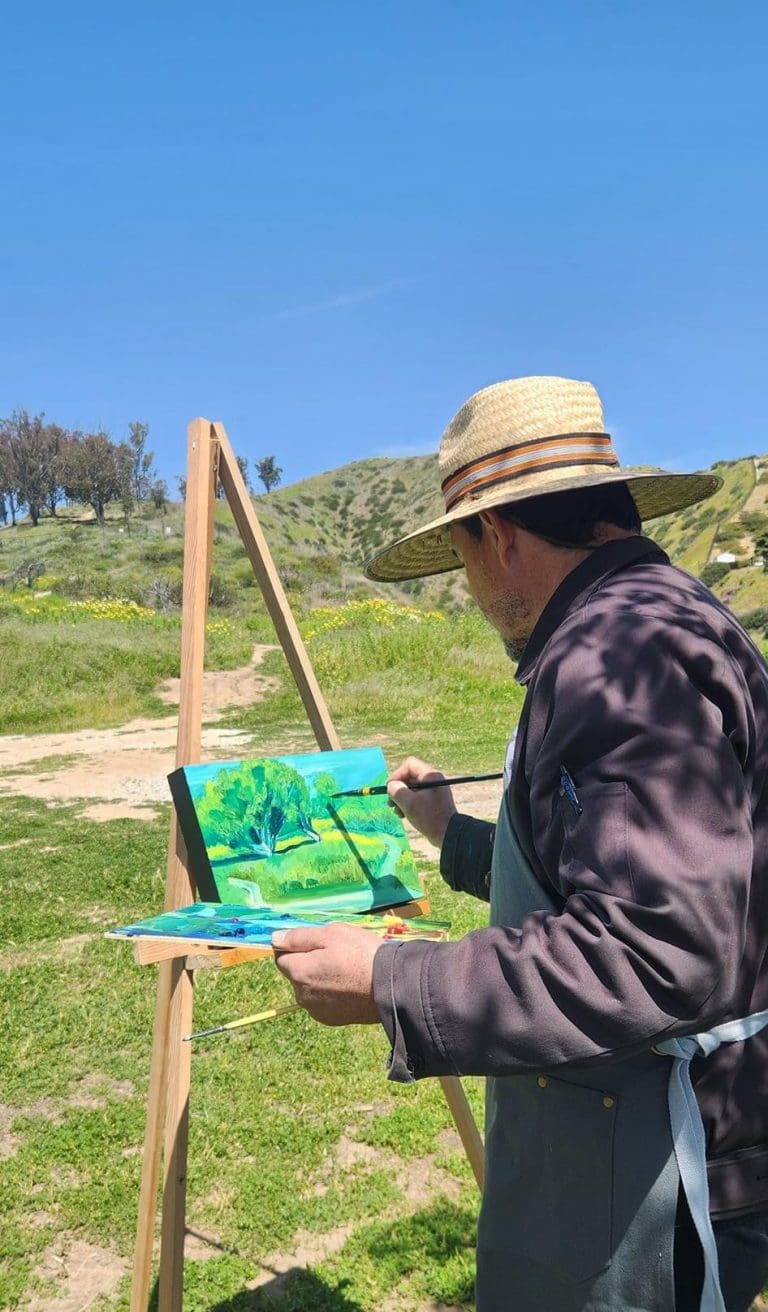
[{"x1": 274, "y1": 376, "x2": 768, "y2": 1310}]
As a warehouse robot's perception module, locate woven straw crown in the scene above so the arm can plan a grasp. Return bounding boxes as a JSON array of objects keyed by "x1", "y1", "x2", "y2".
[{"x1": 365, "y1": 375, "x2": 721, "y2": 582}]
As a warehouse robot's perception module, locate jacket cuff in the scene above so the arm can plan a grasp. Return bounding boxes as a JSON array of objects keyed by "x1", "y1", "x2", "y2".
[
  {"x1": 373, "y1": 938, "x2": 457, "y2": 1082},
  {"x1": 440, "y1": 812, "x2": 496, "y2": 901}
]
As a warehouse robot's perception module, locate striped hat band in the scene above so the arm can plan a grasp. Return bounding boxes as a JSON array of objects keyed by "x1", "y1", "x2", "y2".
[{"x1": 441, "y1": 432, "x2": 618, "y2": 511}]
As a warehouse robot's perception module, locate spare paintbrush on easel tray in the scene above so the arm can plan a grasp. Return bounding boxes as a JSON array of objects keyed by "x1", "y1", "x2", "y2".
[{"x1": 183, "y1": 1003, "x2": 301, "y2": 1041}]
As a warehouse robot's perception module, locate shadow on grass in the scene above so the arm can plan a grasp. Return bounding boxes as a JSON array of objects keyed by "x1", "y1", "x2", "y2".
[
  {"x1": 213, "y1": 1271, "x2": 366, "y2": 1312},
  {"x1": 147, "y1": 1199, "x2": 475, "y2": 1311},
  {"x1": 361, "y1": 1198, "x2": 476, "y2": 1306},
  {"x1": 149, "y1": 1270, "x2": 366, "y2": 1312}
]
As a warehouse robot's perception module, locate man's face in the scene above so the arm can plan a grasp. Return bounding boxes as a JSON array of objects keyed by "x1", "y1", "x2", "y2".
[{"x1": 449, "y1": 519, "x2": 533, "y2": 661}]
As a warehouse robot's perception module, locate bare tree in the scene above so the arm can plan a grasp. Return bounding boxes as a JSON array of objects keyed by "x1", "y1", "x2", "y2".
[
  {"x1": 236, "y1": 455, "x2": 252, "y2": 491},
  {"x1": 0, "y1": 429, "x2": 18, "y2": 525},
  {"x1": 60, "y1": 431, "x2": 124, "y2": 526},
  {"x1": 150, "y1": 479, "x2": 169, "y2": 513},
  {"x1": 0, "y1": 410, "x2": 59, "y2": 526},
  {"x1": 255, "y1": 455, "x2": 282, "y2": 494},
  {"x1": 126, "y1": 421, "x2": 155, "y2": 501}
]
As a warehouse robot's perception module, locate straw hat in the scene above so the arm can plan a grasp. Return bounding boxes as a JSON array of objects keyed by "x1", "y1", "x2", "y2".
[{"x1": 364, "y1": 375, "x2": 721, "y2": 582}]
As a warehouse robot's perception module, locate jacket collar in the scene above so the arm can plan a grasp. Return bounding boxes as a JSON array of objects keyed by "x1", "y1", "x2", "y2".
[{"x1": 515, "y1": 535, "x2": 669, "y2": 686}]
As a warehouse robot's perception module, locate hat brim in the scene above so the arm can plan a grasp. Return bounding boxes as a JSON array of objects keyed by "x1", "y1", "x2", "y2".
[{"x1": 364, "y1": 468, "x2": 722, "y2": 582}]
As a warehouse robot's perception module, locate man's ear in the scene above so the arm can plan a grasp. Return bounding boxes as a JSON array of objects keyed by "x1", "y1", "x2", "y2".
[{"x1": 479, "y1": 509, "x2": 517, "y2": 564}]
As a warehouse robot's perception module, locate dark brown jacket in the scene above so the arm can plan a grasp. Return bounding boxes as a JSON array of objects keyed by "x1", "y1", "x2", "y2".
[{"x1": 373, "y1": 536, "x2": 768, "y2": 1217}]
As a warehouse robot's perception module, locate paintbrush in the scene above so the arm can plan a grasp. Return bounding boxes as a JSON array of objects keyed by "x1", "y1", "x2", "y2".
[
  {"x1": 331, "y1": 771, "x2": 503, "y2": 798},
  {"x1": 183, "y1": 1003, "x2": 300, "y2": 1041}
]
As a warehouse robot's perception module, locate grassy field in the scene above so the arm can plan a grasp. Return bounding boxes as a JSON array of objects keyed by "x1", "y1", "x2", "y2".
[
  {"x1": 227, "y1": 600, "x2": 523, "y2": 776},
  {"x1": 0, "y1": 590, "x2": 509, "y2": 1311},
  {"x1": 2, "y1": 450, "x2": 768, "y2": 1310}
]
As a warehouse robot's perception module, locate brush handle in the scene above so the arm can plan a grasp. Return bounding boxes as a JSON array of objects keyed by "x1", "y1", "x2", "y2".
[
  {"x1": 183, "y1": 1003, "x2": 300, "y2": 1041},
  {"x1": 408, "y1": 771, "x2": 504, "y2": 792},
  {"x1": 339, "y1": 771, "x2": 504, "y2": 797}
]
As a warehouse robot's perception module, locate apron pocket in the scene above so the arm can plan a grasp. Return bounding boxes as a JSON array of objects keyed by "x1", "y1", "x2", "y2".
[{"x1": 485, "y1": 1072, "x2": 617, "y2": 1285}]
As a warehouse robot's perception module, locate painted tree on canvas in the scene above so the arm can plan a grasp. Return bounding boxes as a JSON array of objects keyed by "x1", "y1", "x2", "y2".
[
  {"x1": 197, "y1": 760, "x2": 326, "y2": 856},
  {"x1": 311, "y1": 771, "x2": 339, "y2": 818}
]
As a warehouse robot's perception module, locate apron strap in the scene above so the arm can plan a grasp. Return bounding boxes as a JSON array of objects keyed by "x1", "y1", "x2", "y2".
[{"x1": 655, "y1": 1008, "x2": 768, "y2": 1312}]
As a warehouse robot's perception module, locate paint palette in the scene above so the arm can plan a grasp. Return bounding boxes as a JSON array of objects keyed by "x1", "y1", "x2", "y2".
[{"x1": 108, "y1": 903, "x2": 450, "y2": 948}]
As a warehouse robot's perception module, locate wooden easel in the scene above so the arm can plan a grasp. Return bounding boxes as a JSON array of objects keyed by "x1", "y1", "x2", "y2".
[{"x1": 129, "y1": 419, "x2": 485, "y2": 1312}]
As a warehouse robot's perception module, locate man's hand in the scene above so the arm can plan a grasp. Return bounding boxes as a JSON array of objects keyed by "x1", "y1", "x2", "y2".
[
  {"x1": 272, "y1": 922, "x2": 382, "y2": 1026},
  {"x1": 387, "y1": 756, "x2": 456, "y2": 849}
]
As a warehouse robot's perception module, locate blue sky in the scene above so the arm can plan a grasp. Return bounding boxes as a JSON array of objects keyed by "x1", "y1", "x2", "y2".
[{"x1": 2, "y1": 2, "x2": 767, "y2": 495}]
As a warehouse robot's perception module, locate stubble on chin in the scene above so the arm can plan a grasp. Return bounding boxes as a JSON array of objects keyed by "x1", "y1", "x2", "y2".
[
  {"x1": 493, "y1": 593, "x2": 532, "y2": 665},
  {"x1": 502, "y1": 636, "x2": 527, "y2": 663}
]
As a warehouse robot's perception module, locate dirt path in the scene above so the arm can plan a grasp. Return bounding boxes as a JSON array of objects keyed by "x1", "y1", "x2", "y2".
[
  {"x1": 720, "y1": 456, "x2": 766, "y2": 562},
  {"x1": 0, "y1": 643, "x2": 503, "y2": 828},
  {"x1": 0, "y1": 645, "x2": 278, "y2": 820}
]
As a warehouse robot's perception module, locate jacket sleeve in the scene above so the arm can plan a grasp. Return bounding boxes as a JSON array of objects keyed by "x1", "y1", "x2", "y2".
[
  {"x1": 439, "y1": 812, "x2": 495, "y2": 902},
  {"x1": 372, "y1": 606, "x2": 755, "y2": 1082}
]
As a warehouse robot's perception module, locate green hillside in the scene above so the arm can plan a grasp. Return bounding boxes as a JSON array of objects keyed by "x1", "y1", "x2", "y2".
[
  {"x1": 246, "y1": 453, "x2": 468, "y2": 609},
  {"x1": 1, "y1": 449, "x2": 766, "y2": 641},
  {"x1": 651, "y1": 455, "x2": 757, "y2": 574},
  {"x1": 0, "y1": 453, "x2": 467, "y2": 614}
]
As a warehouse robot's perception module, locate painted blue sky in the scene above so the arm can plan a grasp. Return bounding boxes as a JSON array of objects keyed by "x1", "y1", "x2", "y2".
[
  {"x1": 184, "y1": 747, "x2": 387, "y2": 801},
  {"x1": 2, "y1": 2, "x2": 767, "y2": 497}
]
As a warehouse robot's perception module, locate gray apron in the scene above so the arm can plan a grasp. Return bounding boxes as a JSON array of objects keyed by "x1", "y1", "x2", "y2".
[{"x1": 476, "y1": 786, "x2": 680, "y2": 1311}]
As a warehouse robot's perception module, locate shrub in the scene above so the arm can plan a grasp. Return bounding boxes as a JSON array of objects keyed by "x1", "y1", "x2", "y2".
[
  {"x1": 208, "y1": 572, "x2": 234, "y2": 607},
  {"x1": 305, "y1": 554, "x2": 341, "y2": 579},
  {"x1": 740, "y1": 606, "x2": 768, "y2": 632},
  {"x1": 739, "y1": 512, "x2": 768, "y2": 535},
  {"x1": 142, "y1": 539, "x2": 184, "y2": 567},
  {"x1": 146, "y1": 571, "x2": 184, "y2": 612},
  {"x1": 58, "y1": 570, "x2": 114, "y2": 600},
  {"x1": 700, "y1": 562, "x2": 731, "y2": 587}
]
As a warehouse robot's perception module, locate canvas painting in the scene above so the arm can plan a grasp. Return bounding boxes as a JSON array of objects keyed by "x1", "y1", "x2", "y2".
[
  {"x1": 108, "y1": 903, "x2": 449, "y2": 948},
  {"x1": 168, "y1": 746, "x2": 422, "y2": 912}
]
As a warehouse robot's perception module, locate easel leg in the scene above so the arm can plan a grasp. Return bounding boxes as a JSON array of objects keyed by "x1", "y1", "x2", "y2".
[
  {"x1": 158, "y1": 960, "x2": 194, "y2": 1312},
  {"x1": 130, "y1": 420, "x2": 216, "y2": 1309},
  {"x1": 439, "y1": 1075, "x2": 484, "y2": 1189},
  {"x1": 130, "y1": 958, "x2": 172, "y2": 1312}
]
